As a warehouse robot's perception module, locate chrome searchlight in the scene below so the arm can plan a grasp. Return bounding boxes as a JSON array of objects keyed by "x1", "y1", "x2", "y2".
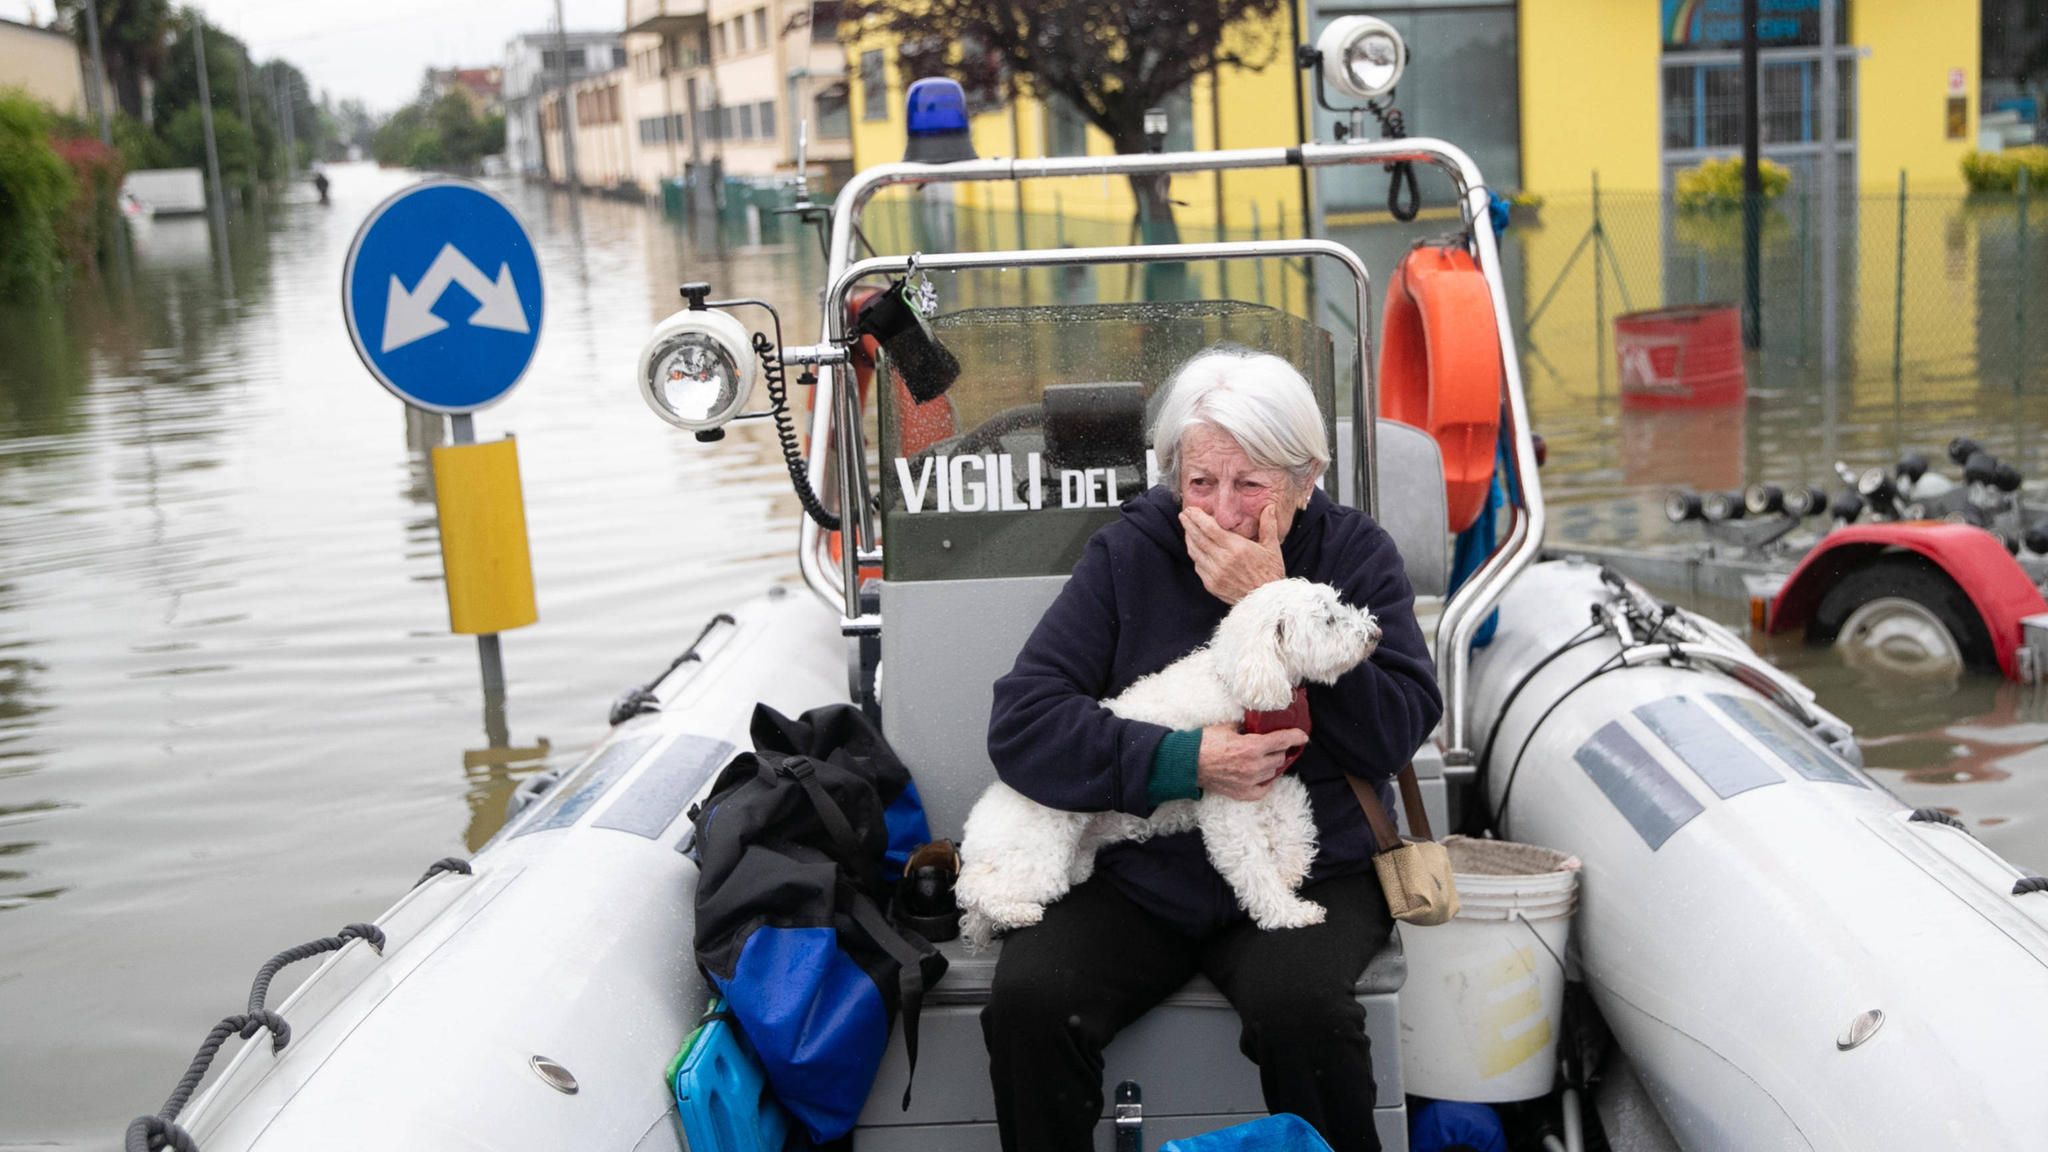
[
  {"x1": 639, "y1": 306, "x2": 756, "y2": 440},
  {"x1": 1316, "y1": 16, "x2": 1406, "y2": 101}
]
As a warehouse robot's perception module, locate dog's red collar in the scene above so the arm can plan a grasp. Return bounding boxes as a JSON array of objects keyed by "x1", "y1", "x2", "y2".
[{"x1": 1242, "y1": 686, "x2": 1311, "y2": 772}]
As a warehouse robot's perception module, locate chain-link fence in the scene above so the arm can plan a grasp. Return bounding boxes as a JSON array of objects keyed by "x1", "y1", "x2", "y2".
[
  {"x1": 798, "y1": 177, "x2": 2047, "y2": 546},
  {"x1": 1515, "y1": 182, "x2": 2044, "y2": 400}
]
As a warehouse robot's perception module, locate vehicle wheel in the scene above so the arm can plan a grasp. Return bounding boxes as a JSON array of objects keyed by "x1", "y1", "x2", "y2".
[{"x1": 1807, "y1": 555, "x2": 1996, "y2": 676}]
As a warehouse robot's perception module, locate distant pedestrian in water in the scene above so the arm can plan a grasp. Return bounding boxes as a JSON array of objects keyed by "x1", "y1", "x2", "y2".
[{"x1": 312, "y1": 170, "x2": 330, "y2": 205}]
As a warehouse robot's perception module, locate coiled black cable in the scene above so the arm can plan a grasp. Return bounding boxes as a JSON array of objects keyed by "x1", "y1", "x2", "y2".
[
  {"x1": 1474, "y1": 619, "x2": 1605, "y2": 782},
  {"x1": 753, "y1": 331, "x2": 841, "y2": 532},
  {"x1": 1495, "y1": 646, "x2": 1633, "y2": 838},
  {"x1": 1373, "y1": 101, "x2": 1420, "y2": 222}
]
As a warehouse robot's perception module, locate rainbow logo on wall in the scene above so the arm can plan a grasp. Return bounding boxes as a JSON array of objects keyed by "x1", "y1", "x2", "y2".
[
  {"x1": 1664, "y1": 0, "x2": 1706, "y2": 46},
  {"x1": 1662, "y1": 0, "x2": 1823, "y2": 51}
]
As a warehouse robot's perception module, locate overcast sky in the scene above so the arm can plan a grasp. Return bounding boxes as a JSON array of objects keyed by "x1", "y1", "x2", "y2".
[{"x1": 18, "y1": 0, "x2": 629, "y2": 113}]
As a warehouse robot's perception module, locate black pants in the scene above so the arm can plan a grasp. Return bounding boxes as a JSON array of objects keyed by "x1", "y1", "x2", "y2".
[{"x1": 981, "y1": 870, "x2": 1393, "y2": 1152}]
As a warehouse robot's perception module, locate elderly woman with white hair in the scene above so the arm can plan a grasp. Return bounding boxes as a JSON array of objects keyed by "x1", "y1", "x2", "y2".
[{"x1": 983, "y1": 345, "x2": 1443, "y2": 1152}]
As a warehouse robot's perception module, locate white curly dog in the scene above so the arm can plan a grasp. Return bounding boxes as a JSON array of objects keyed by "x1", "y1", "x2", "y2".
[{"x1": 957, "y1": 578, "x2": 1381, "y2": 950}]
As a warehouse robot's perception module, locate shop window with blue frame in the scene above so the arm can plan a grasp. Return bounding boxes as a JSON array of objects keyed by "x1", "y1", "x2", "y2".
[{"x1": 1660, "y1": 0, "x2": 1855, "y2": 156}]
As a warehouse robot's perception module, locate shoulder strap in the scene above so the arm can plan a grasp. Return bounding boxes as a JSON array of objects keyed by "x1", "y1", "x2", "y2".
[
  {"x1": 1345, "y1": 762, "x2": 1432, "y2": 851},
  {"x1": 776, "y1": 758, "x2": 865, "y2": 862},
  {"x1": 846, "y1": 894, "x2": 940, "y2": 1111}
]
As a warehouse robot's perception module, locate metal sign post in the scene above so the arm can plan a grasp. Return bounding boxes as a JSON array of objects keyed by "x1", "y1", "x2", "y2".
[{"x1": 343, "y1": 180, "x2": 544, "y2": 709}]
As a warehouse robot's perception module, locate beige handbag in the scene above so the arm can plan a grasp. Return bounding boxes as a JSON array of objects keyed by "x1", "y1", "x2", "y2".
[{"x1": 1346, "y1": 763, "x2": 1460, "y2": 926}]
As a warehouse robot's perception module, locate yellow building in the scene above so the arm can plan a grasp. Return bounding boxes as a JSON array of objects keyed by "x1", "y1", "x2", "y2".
[
  {"x1": 1522, "y1": 0, "x2": 1980, "y2": 196},
  {"x1": 847, "y1": 0, "x2": 1986, "y2": 216},
  {"x1": 842, "y1": 16, "x2": 1311, "y2": 238}
]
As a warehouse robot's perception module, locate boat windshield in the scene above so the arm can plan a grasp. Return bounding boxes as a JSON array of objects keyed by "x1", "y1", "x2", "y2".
[{"x1": 875, "y1": 276, "x2": 1346, "y2": 582}]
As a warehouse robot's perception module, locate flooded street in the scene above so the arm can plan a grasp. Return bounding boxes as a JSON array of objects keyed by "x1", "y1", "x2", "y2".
[
  {"x1": 1, "y1": 164, "x2": 2044, "y2": 1145},
  {"x1": 0, "y1": 164, "x2": 823, "y2": 1145}
]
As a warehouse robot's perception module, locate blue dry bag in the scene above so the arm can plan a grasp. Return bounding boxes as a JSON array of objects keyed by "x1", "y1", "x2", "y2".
[
  {"x1": 1159, "y1": 1113, "x2": 1335, "y2": 1152},
  {"x1": 690, "y1": 704, "x2": 945, "y2": 1145}
]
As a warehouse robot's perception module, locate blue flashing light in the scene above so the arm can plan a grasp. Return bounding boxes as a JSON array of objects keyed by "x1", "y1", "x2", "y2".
[{"x1": 905, "y1": 78, "x2": 970, "y2": 136}]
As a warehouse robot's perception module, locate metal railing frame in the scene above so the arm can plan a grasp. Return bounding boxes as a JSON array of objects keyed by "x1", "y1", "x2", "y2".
[{"x1": 795, "y1": 138, "x2": 1544, "y2": 761}]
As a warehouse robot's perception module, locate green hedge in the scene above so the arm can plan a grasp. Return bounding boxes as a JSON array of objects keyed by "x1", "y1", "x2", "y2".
[
  {"x1": 1675, "y1": 156, "x2": 1792, "y2": 212},
  {"x1": 0, "y1": 90, "x2": 78, "y2": 298},
  {"x1": 1961, "y1": 147, "x2": 2048, "y2": 194}
]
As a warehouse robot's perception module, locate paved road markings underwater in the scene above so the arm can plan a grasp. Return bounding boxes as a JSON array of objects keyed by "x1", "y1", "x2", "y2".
[{"x1": 343, "y1": 180, "x2": 544, "y2": 414}]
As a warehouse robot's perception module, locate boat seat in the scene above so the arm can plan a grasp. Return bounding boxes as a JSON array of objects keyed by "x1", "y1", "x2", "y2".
[
  {"x1": 1338, "y1": 417, "x2": 1450, "y2": 598},
  {"x1": 870, "y1": 525, "x2": 1421, "y2": 1148}
]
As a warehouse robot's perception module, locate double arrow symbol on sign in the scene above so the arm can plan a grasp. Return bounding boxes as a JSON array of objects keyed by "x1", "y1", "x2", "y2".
[{"x1": 381, "y1": 243, "x2": 532, "y2": 353}]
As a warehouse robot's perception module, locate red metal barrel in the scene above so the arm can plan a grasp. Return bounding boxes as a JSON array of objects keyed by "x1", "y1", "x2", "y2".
[{"x1": 1614, "y1": 305, "x2": 1747, "y2": 409}]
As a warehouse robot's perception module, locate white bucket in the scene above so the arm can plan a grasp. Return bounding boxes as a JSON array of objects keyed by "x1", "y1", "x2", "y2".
[{"x1": 1396, "y1": 836, "x2": 1581, "y2": 1103}]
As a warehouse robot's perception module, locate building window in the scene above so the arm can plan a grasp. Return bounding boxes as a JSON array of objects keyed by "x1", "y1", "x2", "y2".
[
  {"x1": 1161, "y1": 85, "x2": 1195, "y2": 153},
  {"x1": 1311, "y1": 5, "x2": 1521, "y2": 207},
  {"x1": 816, "y1": 82, "x2": 851, "y2": 138},
  {"x1": 716, "y1": 23, "x2": 729, "y2": 57},
  {"x1": 758, "y1": 99, "x2": 776, "y2": 140},
  {"x1": 738, "y1": 104, "x2": 755, "y2": 139},
  {"x1": 811, "y1": 1, "x2": 839, "y2": 44},
  {"x1": 613, "y1": 46, "x2": 627, "y2": 68},
  {"x1": 753, "y1": 8, "x2": 769, "y2": 49},
  {"x1": 860, "y1": 49, "x2": 887, "y2": 120},
  {"x1": 1046, "y1": 94, "x2": 1089, "y2": 157},
  {"x1": 721, "y1": 106, "x2": 736, "y2": 139},
  {"x1": 1661, "y1": 57, "x2": 1856, "y2": 152},
  {"x1": 671, "y1": 112, "x2": 688, "y2": 143}
]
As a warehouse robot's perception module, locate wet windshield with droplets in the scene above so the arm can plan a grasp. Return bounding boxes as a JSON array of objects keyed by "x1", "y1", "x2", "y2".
[{"x1": 874, "y1": 283, "x2": 1344, "y2": 581}]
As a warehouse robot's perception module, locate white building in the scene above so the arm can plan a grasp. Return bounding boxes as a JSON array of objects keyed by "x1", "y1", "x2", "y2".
[
  {"x1": 536, "y1": 1, "x2": 853, "y2": 198},
  {"x1": 503, "y1": 31, "x2": 626, "y2": 178}
]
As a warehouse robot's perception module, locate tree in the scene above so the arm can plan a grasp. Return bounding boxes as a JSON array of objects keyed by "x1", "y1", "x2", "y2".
[
  {"x1": 56, "y1": 0, "x2": 171, "y2": 121},
  {"x1": 369, "y1": 89, "x2": 502, "y2": 174},
  {"x1": 158, "y1": 104, "x2": 258, "y2": 185},
  {"x1": 841, "y1": 0, "x2": 1290, "y2": 236},
  {"x1": 333, "y1": 99, "x2": 378, "y2": 156}
]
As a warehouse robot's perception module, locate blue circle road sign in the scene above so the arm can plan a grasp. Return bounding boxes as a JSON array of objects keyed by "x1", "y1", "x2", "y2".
[{"x1": 343, "y1": 180, "x2": 544, "y2": 414}]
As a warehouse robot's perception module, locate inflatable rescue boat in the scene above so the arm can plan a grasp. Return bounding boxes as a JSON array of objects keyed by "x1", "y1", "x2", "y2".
[{"x1": 130, "y1": 28, "x2": 2048, "y2": 1152}]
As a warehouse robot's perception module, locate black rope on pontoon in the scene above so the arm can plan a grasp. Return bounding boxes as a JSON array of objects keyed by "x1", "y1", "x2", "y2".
[
  {"x1": 609, "y1": 613, "x2": 740, "y2": 726},
  {"x1": 2013, "y1": 876, "x2": 2048, "y2": 896},
  {"x1": 124, "y1": 919, "x2": 396, "y2": 1152},
  {"x1": 1908, "y1": 807, "x2": 1971, "y2": 833},
  {"x1": 415, "y1": 857, "x2": 473, "y2": 887}
]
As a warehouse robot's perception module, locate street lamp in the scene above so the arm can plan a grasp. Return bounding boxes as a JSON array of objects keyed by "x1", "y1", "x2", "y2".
[{"x1": 1143, "y1": 107, "x2": 1169, "y2": 154}]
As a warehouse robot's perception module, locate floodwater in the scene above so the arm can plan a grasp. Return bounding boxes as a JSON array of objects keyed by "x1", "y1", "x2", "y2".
[{"x1": 1, "y1": 162, "x2": 2043, "y2": 1147}]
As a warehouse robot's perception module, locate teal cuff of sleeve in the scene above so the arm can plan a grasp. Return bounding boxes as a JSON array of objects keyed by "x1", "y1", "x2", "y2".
[{"x1": 1147, "y1": 728, "x2": 1204, "y2": 807}]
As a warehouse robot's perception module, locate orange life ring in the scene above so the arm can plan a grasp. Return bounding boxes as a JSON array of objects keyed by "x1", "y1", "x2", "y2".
[{"x1": 1378, "y1": 245, "x2": 1503, "y2": 533}]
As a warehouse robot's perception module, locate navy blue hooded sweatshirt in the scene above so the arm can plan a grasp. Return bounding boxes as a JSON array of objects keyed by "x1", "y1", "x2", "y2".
[{"x1": 986, "y1": 484, "x2": 1444, "y2": 936}]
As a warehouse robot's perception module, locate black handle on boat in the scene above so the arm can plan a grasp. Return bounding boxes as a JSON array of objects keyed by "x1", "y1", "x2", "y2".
[{"x1": 1113, "y1": 1081, "x2": 1144, "y2": 1152}]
